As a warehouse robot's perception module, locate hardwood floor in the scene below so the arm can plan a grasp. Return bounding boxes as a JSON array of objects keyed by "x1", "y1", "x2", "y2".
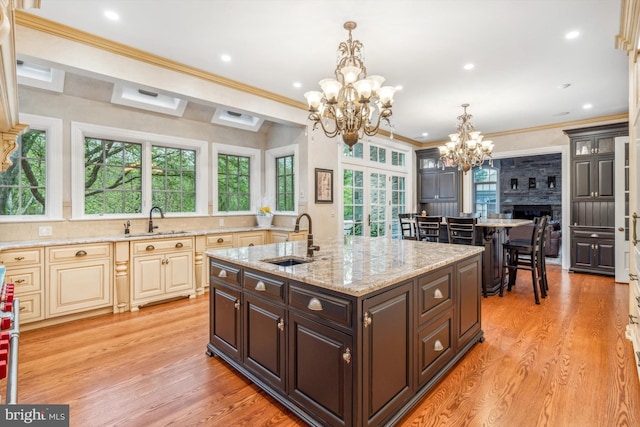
[{"x1": 5, "y1": 264, "x2": 640, "y2": 426}]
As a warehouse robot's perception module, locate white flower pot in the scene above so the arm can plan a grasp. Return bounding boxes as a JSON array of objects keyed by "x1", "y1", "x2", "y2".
[{"x1": 256, "y1": 214, "x2": 273, "y2": 228}]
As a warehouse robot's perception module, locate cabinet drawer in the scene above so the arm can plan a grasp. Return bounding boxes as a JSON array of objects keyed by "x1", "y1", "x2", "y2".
[
  {"x1": 48, "y1": 243, "x2": 112, "y2": 263},
  {"x1": 244, "y1": 270, "x2": 285, "y2": 302},
  {"x1": 417, "y1": 267, "x2": 453, "y2": 324},
  {"x1": 16, "y1": 292, "x2": 44, "y2": 323},
  {"x1": 289, "y1": 285, "x2": 352, "y2": 327},
  {"x1": 571, "y1": 229, "x2": 614, "y2": 240},
  {"x1": 210, "y1": 260, "x2": 241, "y2": 287},
  {"x1": 207, "y1": 234, "x2": 234, "y2": 249},
  {"x1": 132, "y1": 238, "x2": 193, "y2": 255},
  {"x1": 4, "y1": 266, "x2": 42, "y2": 293},
  {"x1": 0, "y1": 248, "x2": 42, "y2": 267},
  {"x1": 417, "y1": 311, "x2": 454, "y2": 386}
]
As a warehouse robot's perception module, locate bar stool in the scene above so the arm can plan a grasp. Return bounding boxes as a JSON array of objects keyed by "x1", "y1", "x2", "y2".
[
  {"x1": 416, "y1": 216, "x2": 442, "y2": 242},
  {"x1": 398, "y1": 213, "x2": 417, "y2": 240},
  {"x1": 446, "y1": 217, "x2": 478, "y2": 245}
]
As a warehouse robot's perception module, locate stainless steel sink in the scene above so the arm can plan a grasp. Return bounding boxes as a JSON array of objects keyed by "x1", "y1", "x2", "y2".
[
  {"x1": 127, "y1": 230, "x2": 188, "y2": 237},
  {"x1": 262, "y1": 256, "x2": 313, "y2": 266}
]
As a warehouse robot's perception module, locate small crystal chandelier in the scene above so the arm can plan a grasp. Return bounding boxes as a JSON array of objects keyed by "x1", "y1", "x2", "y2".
[
  {"x1": 304, "y1": 21, "x2": 397, "y2": 151},
  {"x1": 438, "y1": 104, "x2": 494, "y2": 173}
]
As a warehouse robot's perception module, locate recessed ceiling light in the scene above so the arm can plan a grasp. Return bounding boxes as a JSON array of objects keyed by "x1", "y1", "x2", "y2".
[
  {"x1": 293, "y1": 82, "x2": 302, "y2": 88},
  {"x1": 558, "y1": 83, "x2": 571, "y2": 89},
  {"x1": 220, "y1": 54, "x2": 232, "y2": 62},
  {"x1": 422, "y1": 132, "x2": 429, "y2": 137},
  {"x1": 565, "y1": 30, "x2": 580, "y2": 40},
  {"x1": 463, "y1": 63, "x2": 475, "y2": 70},
  {"x1": 582, "y1": 103, "x2": 593, "y2": 109},
  {"x1": 104, "y1": 10, "x2": 120, "y2": 21},
  {"x1": 395, "y1": 85, "x2": 403, "y2": 91}
]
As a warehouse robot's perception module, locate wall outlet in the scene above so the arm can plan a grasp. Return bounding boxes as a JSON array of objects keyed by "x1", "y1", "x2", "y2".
[
  {"x1": 39, "y1": 226, "x2": 52, "y2": 236},
  {"x1": 219, "y1": 218, "x2": 224, "y2": 227}
]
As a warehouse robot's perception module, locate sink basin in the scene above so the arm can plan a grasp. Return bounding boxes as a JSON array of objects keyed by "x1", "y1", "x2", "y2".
[
  {"x1": 262, "y1": 256, "x2": 313, "y2": 267},
  {"x1": 127, "y1": 230, "x2": 188, "y2": 238}
]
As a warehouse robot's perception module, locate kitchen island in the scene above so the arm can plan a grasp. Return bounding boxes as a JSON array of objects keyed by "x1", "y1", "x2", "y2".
[{"x1": 206, "y1": 236, "x2": 484, "y2": 427}]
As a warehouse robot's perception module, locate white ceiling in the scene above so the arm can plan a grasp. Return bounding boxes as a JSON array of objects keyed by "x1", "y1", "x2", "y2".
[{"x1": 23, "y1": 0, "x2": 628, "y2": 143}]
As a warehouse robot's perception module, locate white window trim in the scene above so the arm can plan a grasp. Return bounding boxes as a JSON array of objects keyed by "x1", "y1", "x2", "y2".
[
  {"x1": 70, "y1": 122, "x2": 208, "y2": 220},
  {"x1": 265, "y1": 144, "x2": 298, "y2": 215},
  {"x1": 211, "y1": 143, "x2": 262, "y2": 215},
  {"x1": 0, "y1": 114, "x2": 63, "y2": 223}
]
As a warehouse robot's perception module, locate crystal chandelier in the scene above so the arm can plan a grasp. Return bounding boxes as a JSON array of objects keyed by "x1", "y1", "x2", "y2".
[
  {"x1": 438, "y1": 104, "x2": 494, "y2": 173},
  {"x1": 303, "y1": 21, "x2": 397, "y2": 151}
]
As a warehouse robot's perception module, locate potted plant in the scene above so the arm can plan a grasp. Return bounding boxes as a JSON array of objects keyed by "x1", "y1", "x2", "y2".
[{"x1": 256, "y1": 205, "x2": 273, "y2": 227}]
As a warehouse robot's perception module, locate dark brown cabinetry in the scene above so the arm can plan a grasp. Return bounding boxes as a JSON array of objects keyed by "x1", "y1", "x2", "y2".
[
  {"x1": 565, "y1": 123, "x2": 627, "y2": 275},
  {"x1": 416, "y1": 148, "x2": 459, "y2": 217},
  {"x1": 207, "y1": 252, "x2": 482, "y2": 427}
]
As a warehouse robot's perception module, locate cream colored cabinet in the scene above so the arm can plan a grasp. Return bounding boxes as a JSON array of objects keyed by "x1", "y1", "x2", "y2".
[
  {"x1": 130, "y1": 237, "x2": 195, "y2": 311},
  {"x1": 46, "y1": 243, "x2": 112, "y2": 318},
  {"x1": 206, "y1": 233, "x2": 234, "y2": 250},
  {"x1": 0, "y1": 247, "x2": 44, "y2": 323},
  {"x1": 269, "y1": 230, "x2": 308, "y2": 243},
  {"x1": 234, "y1": 231, "x2": 266, "y2": 247}
]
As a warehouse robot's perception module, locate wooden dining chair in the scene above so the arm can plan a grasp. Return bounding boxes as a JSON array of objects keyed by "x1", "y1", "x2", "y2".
[
  {"x1": 416, "y1": 216, "x2": 442, "y2": 242},
  {"x1": 398, "y1": 213, "x2": 417, "y2": 240},
  {"x1": 446, "y1": 217, "x2": 478, "y2": 246}
]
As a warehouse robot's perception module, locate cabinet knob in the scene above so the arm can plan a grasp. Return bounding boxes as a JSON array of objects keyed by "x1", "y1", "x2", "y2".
[
  {"x1": 255, "y1": 281, "x2": 266, "y2": 292},
  {"x1": 594, "y1": 192, "x2": 598, "y2": 197},
  {"x1": 433, "y1": 289, "x2": 443, "y2": 299},
  {"x1": 277, "y1": 318, "x2": 284, "y2": 331},
  {"x1": 307, "y1": 297, "x2": 323, "y2": 311},
  {"x1": 343, "y1": 347, "x2": 352, "y2": 364},
  {"x1": 218, "y1": 269, "x2": 227, "y2": 278},
  {"x1": 434, "y1": 340, "x2": 444, "y2": 352},
  {"x1": 75, "y1": 250, "x2": 87, "y2": 257},
  {"x1": 234, "y1": 300, "x2": 240, "y2": 310},
  {"x1": 146, "y1": 245, "x2": 155, "y2": 251},
  {"x1": 619, "y1": 227, "x2": 625, "y2": 232},
  {"x1": 175, "y1": 242, "x2": 183, "y2": 248},
  {"x1": 363, "y1": 312, "x2": 372, "y2": 328},
  {"x1": 590, "y1": 234, "x2": 599, "y2": 238},
  {"x1": 217, "y1": 237, "x2": 224, "y2": 243}
]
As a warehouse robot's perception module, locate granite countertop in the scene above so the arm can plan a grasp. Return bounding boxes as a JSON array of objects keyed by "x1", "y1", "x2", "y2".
[
  {"x1": 206, "y1": 236, "x2": 484, "y2": 297},
  {"x1": 476, "y1": 218, "x2": 532, "y2": 228},
  {"x1": 0, "y1": 226, "x2": 301, "y2": 251}
]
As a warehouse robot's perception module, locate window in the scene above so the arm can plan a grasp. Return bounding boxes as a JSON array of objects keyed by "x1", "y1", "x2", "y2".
[
  {"x1": 71, "y1": 122, "x2": 208, "y2": 219},
  {"x1": 212, "y1": 143, "x2": 261, "y2": 214},
  {"x1": 152, "y1": 146, "x2": 196, "y2": 213},
  {"x1": 84, "y1": 138, "x2": 142, "y2": 215},
  {"x1": 369, "y1": 145, "x2": 387, "y2": 164},
  {"x1": 343, "y1": 142, "x2": 364, "y2": 159},
  {"x1": 276, "y1": 155, "x2": 294, "y2": 211},
  {"x1": 390, "y1": 176, "x2": 406, "y2": 239},
  {"x1": 343, "y1": 168, "x2": 364, "y2": 236},
  {"x1": 217, "y1": 153, "x2": 250, "y2": 212},
  {"x1": 473, "y1": 167, "x2": 498, "y2": 217},
  {"x1": 0, "y1": 114, "x2": 62, "y2": 222},
  {"x1": 391, "y1": 151, "x2": 406, "y2": 167}
]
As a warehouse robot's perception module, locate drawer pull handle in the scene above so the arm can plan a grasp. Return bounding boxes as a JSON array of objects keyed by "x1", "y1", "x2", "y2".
[
  {"x1": 434, "y1": 340, "x2": 444, "y2": 352},
  {"x1": 631, "y1": 273, "x2": 639, "y2": 281},
  {"x1": 343, "y1": 347, "x2": 352, "y2": 364},
  {"x1": 175, "y1": 242, "x2": 183, "y2": 248},
  {"x1": 218, "y1": 269, "x2": 227, "y2": 278},
  {"x1": 363, "y1": 312, "x2": 372, "y2": 328},
  {"x1": 217, "y1": 238, "x2": 224, "y2": 243},
  {"x1": 234, "y1": 300, "x2": 240, "y2": 310},
  {"x1": 14, "y1": 256, "x2": 25, "y2": 261},
  {"x1": 277, "y1": 318, "x2": 284, "y2": 331},
  {"x1": 146, "y1": 245, "x2": 155, "y2": 251},
  {"x1": 630, "y1": 314, "x2": 639, "y2": 325},
  {"x1": 255, "y1": 281, "x2": 266, "y2": 291},
  {"x1": 307, "y1": 297, "x2": 323, "y2": 311},
  {"x1": 14, "y1": 279, "x2": 25, "y2": 284},
  {"x1": 249, "y1": 243, "x2": 254, "y2": 247},
  {"x1": 433, "y1": 289, "x2": 443, "y2": 299},
  {"x1": 590, "y1": 233, "x2": 599, "y2": 238},
  {"x1": 637, "y1": 351, "x2": 640, "y2": 367},
  {"x1": 19, "y1": 306, "x2": 25, "y2": 311},
  {"x1": 75, "y1": 250, "x2": 87, "y2": 257}
]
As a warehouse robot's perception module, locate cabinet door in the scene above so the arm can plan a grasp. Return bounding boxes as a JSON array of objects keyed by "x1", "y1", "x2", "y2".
[
  {"x1": 419, "y1": 170, "x2": 438, "y2": 202},
  {"x1": 572, "y1": 237, "x2": 595, "y2": 269},
  {"x1": 132, "y1": 254, "x2": 164, "y2": 300},
  {"x1": 595, "y1": 239, "x2": 615, "y2": 271},
  {"x1": 210, "y1": 284, "x2": 242, "y2": 361},
  {"x1": 165, "y1": 251, "x2": 193, "y2": 293},
  {"x1": 455, "y1": 255, "x2": 482, "y2": 350},
  {"x1": 362, "y1": 281, "x2": 413, "y2": 426},
  {"x1": 288, "y1": 312, "x2": 352, "y2": 427},
  {"x1": 244, "y1": 294, "x2": 286, "y2": 391},
  {"x1": 573, "y1": 160, "x2": 593, "y2": 199},
  {"x1": 596, "y1": 157, "x2": 614, "y2": 199},
  {"x1": 48, "y1": 259, "x2": 112, "y2": 317},
  {"x1": 438, "y1": 170, "x2": 457, "y2": 201},
  {"x1": 235, "y1": 232, "x2": 265, "y2": 247}
]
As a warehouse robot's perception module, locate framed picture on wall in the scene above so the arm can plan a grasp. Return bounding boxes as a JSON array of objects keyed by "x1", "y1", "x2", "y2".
[{"x1": 315, "y1": 168, "x2": 333, "y2": 204}]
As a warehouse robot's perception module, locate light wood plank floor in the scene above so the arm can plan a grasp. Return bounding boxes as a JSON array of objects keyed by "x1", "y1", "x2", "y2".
[{"x1": 4, "y1": 264, "x2": 640, "y2": 426}]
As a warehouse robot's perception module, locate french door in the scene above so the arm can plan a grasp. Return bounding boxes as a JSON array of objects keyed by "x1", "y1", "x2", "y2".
[{"x1": 343, "y1": 166, "x2": 407, "y2": 238}]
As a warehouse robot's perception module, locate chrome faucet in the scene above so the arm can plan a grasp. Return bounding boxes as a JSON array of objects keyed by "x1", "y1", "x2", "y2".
[
  {"x1": 148, "y1": 206, "x2": 164, "y2": 233},
  {"x1": 294, "y1": 213, "x2": 320, "y2": 257}
]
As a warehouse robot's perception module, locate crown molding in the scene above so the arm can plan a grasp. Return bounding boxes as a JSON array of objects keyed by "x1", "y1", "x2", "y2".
[{"x1": 616, "y1": 0, "x2": 640, "y2": 54}]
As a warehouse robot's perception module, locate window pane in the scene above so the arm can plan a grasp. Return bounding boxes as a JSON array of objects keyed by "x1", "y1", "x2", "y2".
[
  {"x1": 276, "y1": 155, "x2": 294, "y2": 212},
  {"x1": 218, "y1": 154, "x2": 251, "y2": 212},
  {"x1": 0, "y1": 130, "x2": 47, "y2": 216}
]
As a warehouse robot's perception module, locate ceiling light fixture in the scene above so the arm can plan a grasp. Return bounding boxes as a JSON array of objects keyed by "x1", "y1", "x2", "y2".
[
  {"x1": 303, "y1": 21, "x2": 397, "y2": 151},
  {"x1": 438, "y1": 104, "x2": 494, "y2": 174},
  {"x1": 565, "y1": 30, "x2": 580, "y2": 39},
  {"x1": 104, "y1": 10, "x2": 120, "y2": 21},
  {"x1": 463, "y1": 63, "x2": 475, "y2": 70}
]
